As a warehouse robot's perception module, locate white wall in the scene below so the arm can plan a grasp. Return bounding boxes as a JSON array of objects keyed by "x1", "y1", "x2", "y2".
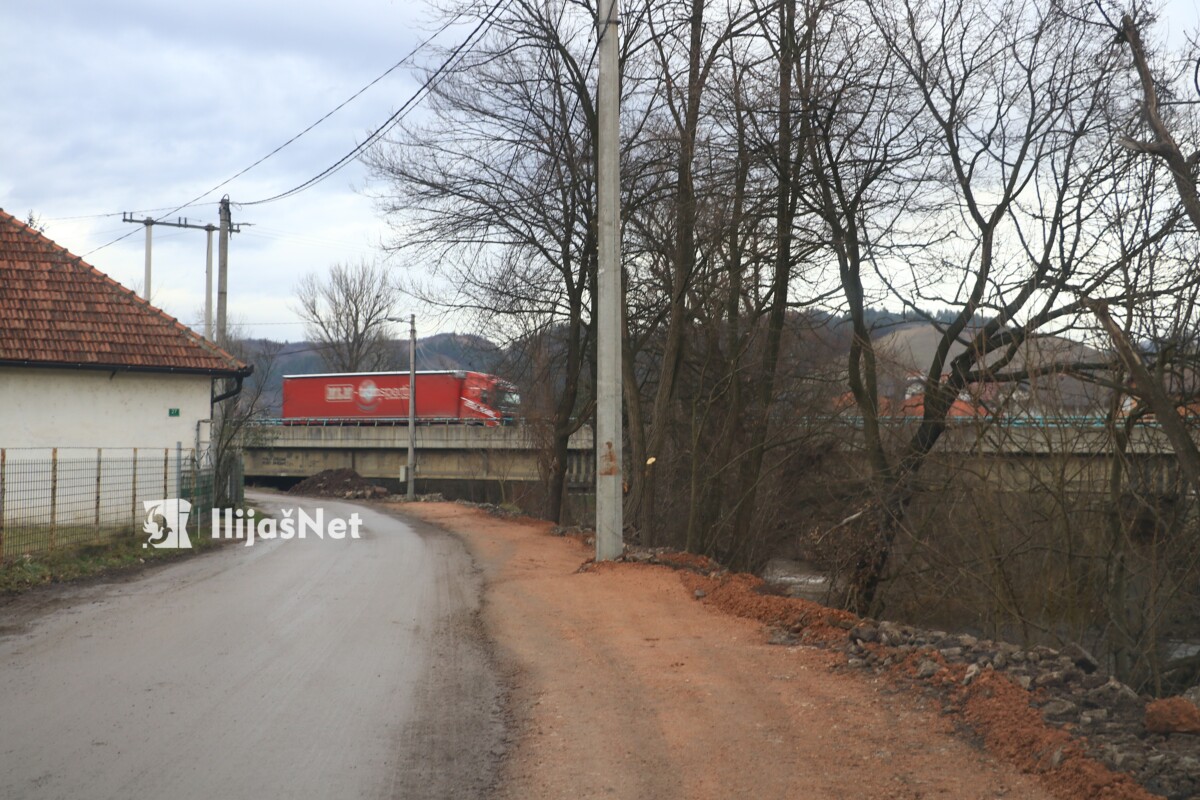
[{"x1": 0, "y1": 367, "x2": 214, "y2": 450}]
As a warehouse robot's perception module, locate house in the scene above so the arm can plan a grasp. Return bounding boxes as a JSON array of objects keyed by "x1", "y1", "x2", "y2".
[
  {"x1": 0, "y1": 208, "x2": 250, "y2": 451},
  {"x1": 0, "y1": 209, "x2": 251, "y2": 552}
]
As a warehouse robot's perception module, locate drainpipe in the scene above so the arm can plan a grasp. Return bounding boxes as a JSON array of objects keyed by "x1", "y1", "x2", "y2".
[{"x1": 212, "y1": 368, "x2": 253, "y2": 404}]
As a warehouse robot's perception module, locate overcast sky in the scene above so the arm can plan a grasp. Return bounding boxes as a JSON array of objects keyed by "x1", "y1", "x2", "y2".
[
  {"x1": 1, "y1": 0, "x2": 444, "y2": 341},
  {"x1": 3, "y1": 1, "x2": 1199, "y2": 342}
]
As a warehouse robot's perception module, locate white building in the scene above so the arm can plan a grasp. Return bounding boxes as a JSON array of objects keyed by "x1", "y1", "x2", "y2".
[{"x1": 0, "y1": 209, "x2": 250, "y2": 546}]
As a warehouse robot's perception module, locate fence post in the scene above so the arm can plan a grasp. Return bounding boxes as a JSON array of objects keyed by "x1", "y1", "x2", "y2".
[
  {"x1": 162, "y1": 448, "x2": 168, "y2": 501},
  {"x1": 191, "y1": 451, "x2": 199, "y2": 520},
  {"x1": 0, "y1": 448, "x2": 5, "y2": 559},
  {"x1": 94, "y1": 448, "x2": 103, "y2": 543},
  {"x1": 236, "y1": 454, "x2": 245, "y2": 505},
  {"x1": 175, "y1": 441, "x2": 182, "y2": 504},
  {"x1": 50, "y1": 447, "x2": 58, "y2": 551},
  {"x1": 131, "y1": 448, "x2": 138, "y2": 527}
]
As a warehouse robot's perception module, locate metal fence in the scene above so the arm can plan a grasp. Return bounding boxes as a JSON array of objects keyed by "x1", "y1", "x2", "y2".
[{"x1": 0, "y1": 447, "x2": 218, "y2": 559}]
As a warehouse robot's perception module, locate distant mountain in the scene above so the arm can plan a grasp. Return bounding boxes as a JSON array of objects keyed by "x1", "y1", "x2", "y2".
[{"x1": 397, "y1": 332, "x2": 505, "y2": 373}]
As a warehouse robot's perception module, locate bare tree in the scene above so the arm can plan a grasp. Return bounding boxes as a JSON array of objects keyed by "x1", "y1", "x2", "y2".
[
  {"x1": 1077, "y1": 5, "x2": 1200, "y2": 486},
  {"x1": 210, "y1": 330, "x2": 278, "y2": 507},
  {"x1": 796, "y1": 0, "x2": 1200, "y2": 613},
  {"x1": 294, "y1": 260, "x2": 398, "y2": 373},
  {"x1": 366, "y1": 0, "x2": 662, "y2": 523}
]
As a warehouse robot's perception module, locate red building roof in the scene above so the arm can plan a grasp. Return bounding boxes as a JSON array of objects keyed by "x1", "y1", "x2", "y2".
[{"x1": 0, "y1": 209, "x2": 248, "y2": 376}]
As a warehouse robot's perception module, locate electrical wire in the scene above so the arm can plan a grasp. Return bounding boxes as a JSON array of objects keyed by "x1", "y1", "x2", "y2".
[
  {"x1": 43, "y1": 204, "x2": 218, "y2": 222},
  {"x1": 239, "y1": 0, "x2": 514, "y2": 207},
  {"x1": 79, "y1": 6, "x2": 486, "y2": 258}
]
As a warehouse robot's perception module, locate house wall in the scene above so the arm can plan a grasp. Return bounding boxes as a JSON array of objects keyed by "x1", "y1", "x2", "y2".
[{"x1": 0, "y1": 367, "x2": 213, "y2": 450}]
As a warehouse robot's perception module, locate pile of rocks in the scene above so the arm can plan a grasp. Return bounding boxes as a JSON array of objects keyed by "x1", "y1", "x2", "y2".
[
  {"x1": 843, "y1": 620, "x2": 1200, "y2": 799},
  {"x1": 455, "y1": 500, "x2": 522, "y2": 518}
]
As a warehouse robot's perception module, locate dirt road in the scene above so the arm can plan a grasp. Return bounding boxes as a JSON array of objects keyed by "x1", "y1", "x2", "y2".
[
  {"x1": 0, "y1": 493, "x2": 502, "y2": 800},
  {"x1": 401, "y1": 502, "x2": 1058, "y2": 800}
]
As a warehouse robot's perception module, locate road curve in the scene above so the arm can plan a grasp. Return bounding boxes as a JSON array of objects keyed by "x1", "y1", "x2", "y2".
[{"x1": 0, "y1": 491, "x2": 503, "y2": 800}]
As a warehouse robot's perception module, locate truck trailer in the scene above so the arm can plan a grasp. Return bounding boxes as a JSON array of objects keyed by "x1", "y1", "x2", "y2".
[{"x1": 281, "y1": 371, "x2": 520, "y2": 426}]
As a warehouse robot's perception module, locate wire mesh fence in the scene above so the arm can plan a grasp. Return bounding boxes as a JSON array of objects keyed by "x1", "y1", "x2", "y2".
[{"x1": 0, "y1": 447, "x2": 219, "y2": 559}]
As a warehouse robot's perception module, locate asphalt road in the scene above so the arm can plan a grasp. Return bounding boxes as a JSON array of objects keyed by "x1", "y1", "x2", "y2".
[{"x1": 0, "y1": 492, "x2": 503, "y2": 800}]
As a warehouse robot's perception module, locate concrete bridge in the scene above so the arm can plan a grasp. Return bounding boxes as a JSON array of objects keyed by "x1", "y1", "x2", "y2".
[
  {"x1": 241, "y1": 422, "x2": 595, "y2": 497},
  {"x1": 837, "y1": 417, "x2": 1189, "y2": 497},
  {"x1": 241, "y1": 416, "x2": 1189, "y2": 506}
]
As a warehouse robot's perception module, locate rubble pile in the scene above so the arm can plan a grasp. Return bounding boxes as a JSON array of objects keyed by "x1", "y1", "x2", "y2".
[
  {"x1": 619, "y1": 544, "x2": 1200, "y2": 799},
  {"x1": 287, "y1": 469, "x2": 390, "y2": 500},
  {"x1": 841, "y1": 621, "x2": 1200, "y2": 800}
]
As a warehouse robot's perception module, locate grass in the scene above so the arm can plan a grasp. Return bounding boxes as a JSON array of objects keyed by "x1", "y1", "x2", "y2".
[{"x1": 0, "y1": 511, "x2": 257, "y2": 595}]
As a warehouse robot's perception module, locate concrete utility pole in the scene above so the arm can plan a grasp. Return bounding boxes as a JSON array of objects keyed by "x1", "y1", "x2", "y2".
[
  {"x1": 121, "y1": 211, "x2": 237, "y2": 340},
  {"x1": 217, "y1": 197, "x2": 231, "y2": 345},
  {"x1": 386, "y1": 315, "x2": 420, "y2": 499},
  {"x1": 142, "y1": 219, "x2": 153, "y2": 300},
  {"x1": 595, "y1": 0, "x2": 623, "y2": 561},
  {"x1": 408, "y1": 313, "x2": 417, "y2": 500},
  {"x1": 204, "y1": 224, "x2": 216, "y2": 340}
]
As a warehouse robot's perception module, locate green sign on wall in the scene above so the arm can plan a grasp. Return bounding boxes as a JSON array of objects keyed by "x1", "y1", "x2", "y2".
[{"x1": 168, "y1": 408, "x2": 180, "y2": 417}]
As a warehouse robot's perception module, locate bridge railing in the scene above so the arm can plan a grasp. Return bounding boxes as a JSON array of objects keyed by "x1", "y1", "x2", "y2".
[{"x1": 248, "y1": 417, "x2": 523, "y2": 427}]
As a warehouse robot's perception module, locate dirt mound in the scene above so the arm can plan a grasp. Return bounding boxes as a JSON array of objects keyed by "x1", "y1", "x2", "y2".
[{"x1": 288, "y1": 469, "x2": 389, "y2": 499}]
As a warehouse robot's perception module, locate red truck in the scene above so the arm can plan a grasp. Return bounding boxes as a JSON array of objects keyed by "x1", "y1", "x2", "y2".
[{"x1": 281, "y1": 371, "x2": 520, "y2": 426}]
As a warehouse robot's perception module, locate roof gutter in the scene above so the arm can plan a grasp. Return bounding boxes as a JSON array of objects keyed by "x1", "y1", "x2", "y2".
[
  {"x1": 213, "y1": 366, "x2": 254, "y2": 404},
  {"x1": 0, "y1": 358, "x2": 250, "y2": 378}
]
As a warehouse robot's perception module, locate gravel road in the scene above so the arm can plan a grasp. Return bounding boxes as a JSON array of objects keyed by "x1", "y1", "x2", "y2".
[{"x1": 0, "y1": 492, "x2": 503, "y2": 800}]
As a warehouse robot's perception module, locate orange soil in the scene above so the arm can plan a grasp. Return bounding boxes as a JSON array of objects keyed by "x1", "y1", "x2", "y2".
[{"x1": 397, "y1": 503, "x2": 1156, "y2": 800}]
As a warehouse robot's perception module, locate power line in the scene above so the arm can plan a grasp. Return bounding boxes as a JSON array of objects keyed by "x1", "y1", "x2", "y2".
[
  {"x1": 239, "y1": 0, "x2": 514, "y2": 207},
  {"x1": 43, "y1": 204, "x2": 219, "y2": 222},
  {"x1": 186, "y1": 321, "x2": 307, "y2": 327},
  {"x1": 79, "y1": 8, "x2": 482, "y2": 258}
]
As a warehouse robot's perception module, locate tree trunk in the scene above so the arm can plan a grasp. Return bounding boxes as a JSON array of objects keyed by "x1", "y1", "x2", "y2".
[{"x1": 730, "y1": 0, "x2": 798, "y2": 551}]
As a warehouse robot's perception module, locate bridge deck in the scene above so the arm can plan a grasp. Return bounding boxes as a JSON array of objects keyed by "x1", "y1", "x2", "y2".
[{"x1": 242, "y1": 422, "x2": 594, "y2": 486}]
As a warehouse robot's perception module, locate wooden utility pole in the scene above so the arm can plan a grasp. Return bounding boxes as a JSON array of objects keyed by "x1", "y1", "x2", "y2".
[{"x1": 595, "y1": 0, "x2": 623, "y2": 561}]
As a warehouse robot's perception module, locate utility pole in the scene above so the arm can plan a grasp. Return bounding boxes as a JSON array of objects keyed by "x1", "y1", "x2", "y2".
[
  {"x1": 217, "y1": 197, "x2": 231, "y2": 345},
  {"x1": 408, "y1": 313, "x2": 417, "y2": 500},
  {"x1": 595, "y1": 0, "x2": 623, "y2": 561},
  {"x1": 142, "y1": 219, "x2": 153, "y2": 300},
  {"x1": 204, "y1": 224, "x2": 216, "y2": 340},
  {"x1": 386, "y1": 315, "x2": 420, "y2": 498},
  {"x1": 121, "y1": 211, "x2": 237, "y2": 340}
]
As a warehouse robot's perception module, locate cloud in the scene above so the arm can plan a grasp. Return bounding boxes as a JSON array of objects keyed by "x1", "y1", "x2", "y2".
[{"x1": 1, "y1": 0, "x2": 444, "y2": 338}]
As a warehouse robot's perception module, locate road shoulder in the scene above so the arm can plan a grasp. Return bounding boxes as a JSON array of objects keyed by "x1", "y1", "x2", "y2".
[{"x1": 394, "y1": 502, "x2": 1060, "y2": 800}]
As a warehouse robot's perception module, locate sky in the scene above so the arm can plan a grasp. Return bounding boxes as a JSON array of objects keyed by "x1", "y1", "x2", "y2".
[
  {"x1": 1, "y1": 0, "x2": 449, "y2": 341},
  {"x1": 3, "y1": 1, "x2": 1200, "y2": 343}
]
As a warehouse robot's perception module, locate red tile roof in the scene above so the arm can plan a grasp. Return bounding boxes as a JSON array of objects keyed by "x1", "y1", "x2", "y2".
[{"x1": 0, "y1": 208, "x2": 248, "y2": 375}]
